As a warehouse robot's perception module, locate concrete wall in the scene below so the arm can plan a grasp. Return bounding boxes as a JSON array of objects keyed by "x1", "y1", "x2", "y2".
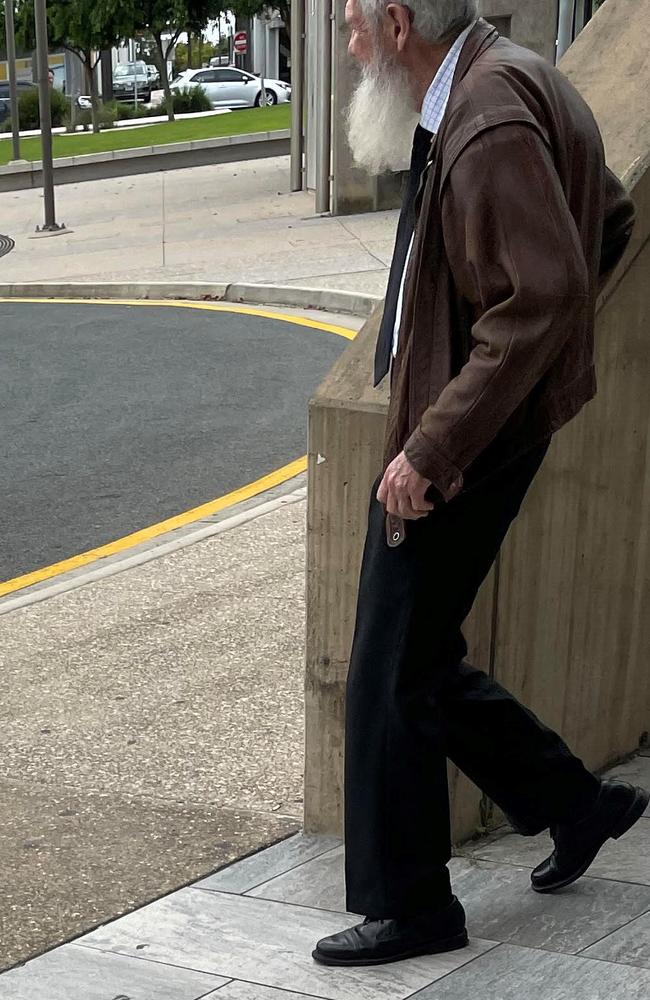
[
  {"x1": 479, "y1": 0, "x2": 558, "y2": 63},
  {"x1": 305, "y1": 0, "x2": 650, "y2": 839}
]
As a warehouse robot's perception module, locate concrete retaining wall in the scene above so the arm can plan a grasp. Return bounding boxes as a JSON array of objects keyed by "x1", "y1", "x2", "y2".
[{"x1": 0, "y1": 131, "x2": 290, "y2": 192}]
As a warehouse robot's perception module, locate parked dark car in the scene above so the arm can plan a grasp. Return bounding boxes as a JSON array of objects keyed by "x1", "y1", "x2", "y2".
[{"x1": 112, "y1": 61, "x2": 151, "y2": 103}]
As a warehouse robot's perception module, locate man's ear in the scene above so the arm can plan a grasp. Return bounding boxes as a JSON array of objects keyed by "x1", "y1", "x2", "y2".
[{"x1": 385, "y1": 3, "x2": 412, "y2": 51}]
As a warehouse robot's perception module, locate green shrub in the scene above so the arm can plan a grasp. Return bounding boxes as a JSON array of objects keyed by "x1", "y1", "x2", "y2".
[
  {"x1": 162, "y1": 85, "x2": 211, "y2": 115},
  {"x1": 63, "y1": 101, "x2": 117, "y2": 132},
  {"x1": 113, "y1": 101, "x2": 151, "y2": 120},
  {"x1": 97, "y1": 103, "x2": 117, "y2": 129},
  {"x1": 65, "y1": 106, "x2": 91, "y2": 131},
  {"x1": 18, "y1": 87, "x2": 67, "y2": 130}
]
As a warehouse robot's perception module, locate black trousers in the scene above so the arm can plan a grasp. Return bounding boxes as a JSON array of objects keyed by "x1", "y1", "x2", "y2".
[{"x1": 344, "y1": 443, "x2": 600, "y2": 918}]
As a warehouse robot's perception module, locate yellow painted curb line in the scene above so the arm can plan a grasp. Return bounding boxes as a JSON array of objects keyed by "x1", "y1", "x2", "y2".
[
  {"x1": 0, "y1": 298, "x2": 356, "y2": 598},
  {"x1": 0, "y1": 298, "x2": 358, "y2": 340},
  {"x1": 0, "y1": 457, "x2": 307, "y2": 599}
]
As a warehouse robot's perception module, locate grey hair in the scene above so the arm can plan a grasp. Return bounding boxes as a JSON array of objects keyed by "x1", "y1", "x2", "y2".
[{"x1": 359, "y1": 0, "x2": 479, "y2": 44}]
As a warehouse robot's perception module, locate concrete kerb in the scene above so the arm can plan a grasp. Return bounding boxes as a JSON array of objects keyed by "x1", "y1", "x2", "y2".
[
  {"x1": 0, "y1": 281, "x2": 382, "y2": 318},
  {"x1": 0, "y1": 131, "x2": 292, "y2": 191},
  {"x1": 0, "y1": 476, "x2": 307, "y2": 617}
]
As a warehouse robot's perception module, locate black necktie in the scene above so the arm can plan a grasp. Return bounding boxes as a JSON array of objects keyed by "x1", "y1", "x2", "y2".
[{"x1": 373, "y1": 124, "x2": 434, "y2": 386}]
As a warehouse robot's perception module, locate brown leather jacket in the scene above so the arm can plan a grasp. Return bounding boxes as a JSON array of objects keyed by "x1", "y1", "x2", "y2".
[{"x1": 385, "y1": 20, "x2": 635, "y2": 502}]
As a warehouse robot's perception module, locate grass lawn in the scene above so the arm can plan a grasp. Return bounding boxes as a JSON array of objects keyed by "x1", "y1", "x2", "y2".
[{"x1": 0, "y1": 104, "x2": 290, "y2": 166}]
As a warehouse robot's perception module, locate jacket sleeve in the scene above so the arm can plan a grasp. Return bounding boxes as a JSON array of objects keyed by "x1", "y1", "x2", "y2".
[
  {"x1": 599, "y1": 166, "x2": 635, "y2": 291},
  {"x1": 404, "y1": 123, "x2": 589, "y2": 500}
]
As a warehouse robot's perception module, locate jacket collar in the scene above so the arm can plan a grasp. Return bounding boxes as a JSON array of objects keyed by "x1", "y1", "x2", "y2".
[{"x1": 451, "y1": 18, "x2": 499, "y2": 91}]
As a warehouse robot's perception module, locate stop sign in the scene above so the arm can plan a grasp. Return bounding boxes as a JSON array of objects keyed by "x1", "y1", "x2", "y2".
[{"x1": 233, "y1": 31, "x2": 248, "y2": 55}]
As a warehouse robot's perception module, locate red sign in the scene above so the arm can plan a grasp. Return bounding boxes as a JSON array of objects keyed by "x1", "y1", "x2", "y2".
[{"x1": 233, "y1": 31, "x2": 248, "y2": 55}]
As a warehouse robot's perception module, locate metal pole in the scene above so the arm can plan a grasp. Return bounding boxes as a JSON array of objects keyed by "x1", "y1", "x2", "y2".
[
  {"x1": 290, "y1": 0, "x2": 305, "y2": 191},
  {"x1": 260, "y1": 21, "x2": 267, "y2": 107},
  {"x1": 557, "y1": 0, "x2": 576, "y2": 62},
  {"x1": 574, "y1": 0, "x2": 591, "y2": 34},
  {"x1": 34, "y1": 0, "x2": 59, "y2": 230},
  {"x1": 5, "y1": 1, "x2": 21, "y2": 162},
  {"x1": 315, "y1": 0, "x2": 332, "y2": 213}
]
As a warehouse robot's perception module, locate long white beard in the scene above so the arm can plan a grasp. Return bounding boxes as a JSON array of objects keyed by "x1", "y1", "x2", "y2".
[{"x1": 346, "y1": 61, "x2": 420, "y2": 175}]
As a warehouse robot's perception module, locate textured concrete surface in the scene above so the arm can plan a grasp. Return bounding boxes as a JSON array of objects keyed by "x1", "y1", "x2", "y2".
[
  {"x1": 0, "y1": 499, "x2": 307, "y2": 971},
  {"x1": 0, "y1": 157, "x2": 394, "y2": 296}
]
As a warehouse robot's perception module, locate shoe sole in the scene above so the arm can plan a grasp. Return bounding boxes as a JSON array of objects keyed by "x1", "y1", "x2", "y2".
[
  {"x1": 311, "y1": 930, "x2": 469, "y2": 967},
  {"x1": 532, "y1": 785, "x2": 650, "y2": 894}
]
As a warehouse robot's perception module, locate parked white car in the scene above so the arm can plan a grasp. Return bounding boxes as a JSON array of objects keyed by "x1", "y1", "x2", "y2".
[{"x1": 171, "y1": 67, "x2": 291, "y2": 108}]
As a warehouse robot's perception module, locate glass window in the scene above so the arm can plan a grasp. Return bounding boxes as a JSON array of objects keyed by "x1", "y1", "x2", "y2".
[
  {"x1": 215, "y1": 69, "x2": 247, "y2": 82},
  {"x1": 114, "y1": 62, "x2": 148, "y2": 78}
]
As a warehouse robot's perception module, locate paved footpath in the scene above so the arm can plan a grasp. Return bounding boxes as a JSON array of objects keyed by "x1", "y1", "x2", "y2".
[
  {"x1": 0, "y1": 156, "x2": 395, "y2": 298},
  {"x1": 1, "y1": 755, "x2": 649, "y2": 998}
]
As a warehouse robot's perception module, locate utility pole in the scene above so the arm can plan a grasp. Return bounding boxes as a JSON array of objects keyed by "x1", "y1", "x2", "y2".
[
  {"x1": 290, "y1": 0, "x2": 304, "y2": 191},
  {"x1": 557, "y1": 0, "x2": 576, "y2": 61},
  {"x1": 260, "y1": 18, "x2": 267, "y2": 108},
  {"x1": 33, "y1": 0, "x2": 66, "y2": 234},
  {"x1": 4, "y1": 1, "x2": 22, "y2": 162},
  {"x1": 315, "y1": 0, "x2": 333, "y2": 213}
]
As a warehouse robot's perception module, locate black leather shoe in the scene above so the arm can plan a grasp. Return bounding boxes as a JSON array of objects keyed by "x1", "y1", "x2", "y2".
[
  {"x1": 312, "y1": 897, "x2": 468, "y2": 967},
  {"x1": 531, "y1": 779, "x2": 649, "y2": 893}
]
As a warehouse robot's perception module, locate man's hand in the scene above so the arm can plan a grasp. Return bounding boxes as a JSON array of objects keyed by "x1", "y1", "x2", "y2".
[{"x1": 377, "y1": 451, "x2": 434, "y2": 519}]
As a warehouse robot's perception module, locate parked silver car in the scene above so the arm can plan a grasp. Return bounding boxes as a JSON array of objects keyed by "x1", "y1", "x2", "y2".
[{"x1": 171, "y1": 67, "x2": 291, "y2": 108}]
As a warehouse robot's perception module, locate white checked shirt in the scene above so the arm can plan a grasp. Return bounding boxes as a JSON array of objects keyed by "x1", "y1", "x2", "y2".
[{"x1": 392, "y1": 22, "x2": 475, "y2": 358}]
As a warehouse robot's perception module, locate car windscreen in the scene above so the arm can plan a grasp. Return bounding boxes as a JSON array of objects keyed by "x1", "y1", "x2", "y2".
[{"x1": 114, "y1": 63, "x2": 147, "y2": 78}]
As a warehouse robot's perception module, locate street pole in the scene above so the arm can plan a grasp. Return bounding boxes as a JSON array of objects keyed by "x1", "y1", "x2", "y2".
[
  {"x1": 557, "y1": 0, "x2": 576, "y2": 62},
  {"x1": 34, "y1": 0, "x2": 64, "y2": 232},
  {"x1": 290, "y1": 0, "x2": 304, "y2": 191},
  {"x1": 4, "y1": 0, "x2": 21, "y2": 162},
  {"x1": 129, "y1": 38, "x2": 138, "y2": 110},
  {"x1": 260, "y1": 20, "x2": 267, "y2": 108},
  {"x1": 315, "y1": 0, "x2": 332, "y2": 213}
]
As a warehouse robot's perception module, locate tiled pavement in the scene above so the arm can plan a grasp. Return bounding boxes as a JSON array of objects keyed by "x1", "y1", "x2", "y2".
[{"x1": 2, "y1": 755, "x2": 649, "y2": 999}]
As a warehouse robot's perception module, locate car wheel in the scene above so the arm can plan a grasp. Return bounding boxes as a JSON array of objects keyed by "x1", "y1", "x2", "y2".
[{"x1": 255, "y1": 89, "x2": 277, "y2": 107}]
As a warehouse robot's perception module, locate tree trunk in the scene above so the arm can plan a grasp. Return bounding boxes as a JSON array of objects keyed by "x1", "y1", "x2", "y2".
[
  {"x1": 154, "y1": 32, "x2": 175, "y2": 122},
  {"x1": 85, "y1": 55, "x2": 100, "y2": 134},
  {"x1": 198, "y1": 33, "x2": 203, "y2": 68},
  {"x1": 187, "y1": 32, "x2": 193, "y2": 70}
]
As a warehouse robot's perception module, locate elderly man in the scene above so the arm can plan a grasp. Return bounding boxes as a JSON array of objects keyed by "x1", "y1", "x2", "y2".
[{"x1": 313, "y1": 0, "x2": 647, "y2": 969}]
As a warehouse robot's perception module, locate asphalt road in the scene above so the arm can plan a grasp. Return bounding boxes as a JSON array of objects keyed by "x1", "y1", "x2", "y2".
[{"x1": 0, "y1": 301, "x2": 347, "y2": 584}]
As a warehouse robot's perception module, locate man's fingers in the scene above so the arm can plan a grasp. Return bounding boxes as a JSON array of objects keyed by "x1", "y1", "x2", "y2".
[
  {"x1": 394, "y1": 491, "x2": 428, "y2": 521},
  {"x1": 410, "y1": 484, "x2": 434, "y2": 512}
]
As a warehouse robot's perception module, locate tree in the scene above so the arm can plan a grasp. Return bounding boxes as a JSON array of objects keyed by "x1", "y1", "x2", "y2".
[
  {"x1": 174, "y1": 38, "x2": 217, "y2": 73},
  {"x1": 133, "y1": 1, "x2": 222, "y2": 121},
  {"x1": 17, "y1": 0, "x2": 133, "y2": 134}
]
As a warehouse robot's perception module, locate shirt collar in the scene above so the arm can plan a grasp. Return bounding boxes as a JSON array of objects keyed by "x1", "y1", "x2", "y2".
[{"x1": 420, "y1": 21, "x2": 476, "y2": 134}]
